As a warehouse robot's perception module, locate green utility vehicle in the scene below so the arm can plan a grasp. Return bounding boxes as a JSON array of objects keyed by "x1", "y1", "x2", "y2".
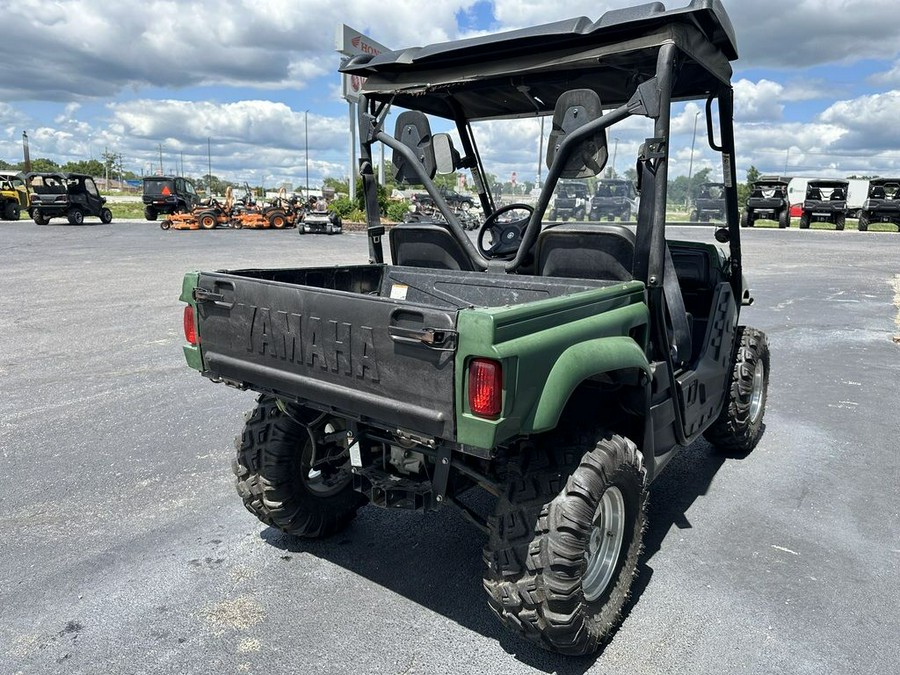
[
  {"x1": 180, "y1": 0, "x2": 768, "y2": 655},
  {"x1": 742, "y1": 176, "x2": 791, "y2": 228},
  {"x1": 857, "y1": 178, "x2": 900, "y2": 232}
]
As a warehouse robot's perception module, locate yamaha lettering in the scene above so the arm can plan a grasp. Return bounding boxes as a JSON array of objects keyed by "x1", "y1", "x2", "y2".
[{"x1": 241, "y1": 304, "x2": 379, "y2": 382}]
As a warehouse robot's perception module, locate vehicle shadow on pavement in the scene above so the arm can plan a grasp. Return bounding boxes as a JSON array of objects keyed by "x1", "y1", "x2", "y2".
[{"x1": 261, "y1": 436, "x2": 740, "y2": 674}]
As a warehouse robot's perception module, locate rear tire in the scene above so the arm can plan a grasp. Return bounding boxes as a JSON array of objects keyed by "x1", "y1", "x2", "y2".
[
  {"x1": 233, "y1": 396, "x2": 366, "y2": 538},
  {"x1": 483, "y1": 432, "x2": 646, "y2": 655},
  {"x1": 68, "y1": 208, "x2": 84, "y2": 225},
  {"x1": 144, "y1": 206, "x2": 158, "y2": 221},
  {"x1": 835, "y1": 213, "x2": 845, "y2": 231},
  {"x1": 740, "y1": 210, "x2": 750, "y2": 228},
  {"x1": 268, "y1": 210, "x2": 287, "y2": 229},
  {"x1": 704, "y1": 326, "x2": 770, "y2": 455},
  {"x1": 198, "y1": 211, "x2": 217, "y2": 229},
  {"x1": 778, "y1": 208, "x2": 790, "y2": 229},
  {"x1": 799, "y1": 212, "x2": 810, "y2": 229},
  {"x1": 33, "y1": 210, "x2": 49, "y2": 225},
  {"x1": 100, "y1": 208, "x2": 113, "y2": 224},
  {"x1": 3, "y1": 202, "x2": 20, "y2": 220},
  {"x1": 857, "y1": 212, "x2": 869, "y2": 232}
]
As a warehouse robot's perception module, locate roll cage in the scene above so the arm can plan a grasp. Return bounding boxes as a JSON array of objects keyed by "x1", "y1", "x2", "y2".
[{"x1": 344, "y1": 0, "x2": 741, "y2": 297}]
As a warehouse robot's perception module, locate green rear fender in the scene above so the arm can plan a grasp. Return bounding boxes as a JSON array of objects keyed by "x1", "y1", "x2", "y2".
[{"x1": 529, "y1": 336, "x2": 650, "y2": 431}]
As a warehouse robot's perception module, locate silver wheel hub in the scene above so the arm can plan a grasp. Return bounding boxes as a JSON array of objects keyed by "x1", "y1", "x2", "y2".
[
  {"x1": 749, "y1": 360, "x2": 765, "y2": 424},
  {"x1": 583, "y1": 486, "x2": 626, "y2": 602}
]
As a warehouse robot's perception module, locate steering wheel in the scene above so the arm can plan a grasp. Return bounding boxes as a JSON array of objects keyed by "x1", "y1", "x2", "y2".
[{"x1": 477, "y1": 203, "x2": 534, "y2": 259}]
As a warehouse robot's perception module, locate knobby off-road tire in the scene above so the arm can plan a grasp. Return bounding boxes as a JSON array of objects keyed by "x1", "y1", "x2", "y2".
[
  {"x1": 144, "y1": 206, "x2": 158, "y2": 221},
  {"x1": 33, "y1": 210, "x2": 49, "y2": 225},
  {"x1": 857, "y1": 212, "x2": 869, "y2": 232},
  {"x1": 232, "y1": 395, "x2": 366, "y2": 538},
  {"x1": 483, "y1": 432, "x2": 647, "y2": 656},
  {"x1": 4, "y1": 201, "x2": 20, "y2": 220},
  {"x1": 740, "y1": 210, "x2": 750, "y2": 228},
  {"x1": 100, "y1": 207, "x2": 113, "y2": 224},
  {"x1": 68, "y1": 208, "x2": 84, "y2": 225},
  {"x1": 799, "y1": 212, "x2": 810, "y2": 229},
  {"x1": 778, "y1": 208, "x2": 790, "y2": 229},
  {"x1": 704, "y1": 326, "x2": 770, "y2": 455},
  {"x1": 835, "y1": 213, "x2": 846, "y2": 231}
]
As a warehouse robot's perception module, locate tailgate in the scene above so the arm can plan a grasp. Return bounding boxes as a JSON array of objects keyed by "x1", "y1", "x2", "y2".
[{"x1": 194, "y1": 271, "x2": 458, "y2": 440}]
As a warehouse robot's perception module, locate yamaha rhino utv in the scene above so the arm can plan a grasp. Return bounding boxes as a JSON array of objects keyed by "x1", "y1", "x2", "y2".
[
  {"x1": 799, "y1": 178, "x2": 848, "y2": 230},
  {"x1": 857, "y1": 178, "x2": 900, "y2": 232},
  {"x1": 180, "y1": 0, "x2": 768, "y2": 656},
  {"x1": 742, "y1": 176, "x2": 790, "y2": 228}
]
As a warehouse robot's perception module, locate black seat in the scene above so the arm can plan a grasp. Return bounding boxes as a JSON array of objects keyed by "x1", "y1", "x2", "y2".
[
  {"x1": 871, "y1": 186, "x2": 886, "y2": 199},
  {"x1": 807, "y1": 188, "x2": 822, "y2": 200},
  {"x1": 750, "y1": 188, "x2": 764, "y2": 198},
  {"x1": 535, "y1": 223, "x2": 635, "y2": 281},
  {"x1": 389, "y1": 223, "x2": 476, "y2": 271},
  {"x1": 830, "y1": 188, "x2": 845, "y2": 201}
]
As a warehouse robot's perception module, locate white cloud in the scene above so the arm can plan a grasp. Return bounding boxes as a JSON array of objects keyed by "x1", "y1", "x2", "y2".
[{"x1": 733, "y1": 79, "x2": 785, "y2": 122}]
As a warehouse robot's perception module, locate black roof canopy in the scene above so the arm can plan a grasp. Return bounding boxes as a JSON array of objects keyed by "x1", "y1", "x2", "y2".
[{"x1": 341, "y1": 0, "x2": 737, "y2": 120}]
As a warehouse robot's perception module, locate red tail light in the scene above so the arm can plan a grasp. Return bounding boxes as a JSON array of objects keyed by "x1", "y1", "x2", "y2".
[
  {"x1": 468, "y1": 358, "x2": 502, "y2": 418},
  {"x1": 183, "y1": 305, "x2": 198, "y2": 345}
]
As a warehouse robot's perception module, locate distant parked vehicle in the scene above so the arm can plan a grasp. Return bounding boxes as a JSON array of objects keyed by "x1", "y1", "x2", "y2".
[
  {"x1": 690, "y1": 182, "x2": 726, "y2": 222},
  {"x1": 799, "y1": 179, "x2": 847, "y2": 230},
  {"x1": 142, "y1": 175, "x2": 200, "y2": 221},
  {"x1": 28, "y1": 172, "x2": 112, "y2": 225},
  {"x1": 298, "y1": 197, "x2": 342, "y2": 234},
  {"x1": 589, "y1": 179, "x2": 637, "y2": 221},
  {"x1": 548, "y1": 180, "x2": 589, "y2": 220},
  {"x1": 857, "y1": 178, "x2": 900, "y2": 232},
  {"x1": 742, "y1": 177, "x2": 790, "y2": 228},
  {"x1": 0, "y1": 170, "x2": 30, "y2": 220}
]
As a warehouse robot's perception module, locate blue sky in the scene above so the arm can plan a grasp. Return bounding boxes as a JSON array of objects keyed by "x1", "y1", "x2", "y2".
[{"x1": 3, "y1": 0, "x2": 900, "y2": 189}]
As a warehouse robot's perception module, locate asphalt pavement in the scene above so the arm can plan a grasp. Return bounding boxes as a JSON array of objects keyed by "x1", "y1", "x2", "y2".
[{"x1": 1, "y1": 219, "x2": 898, "y2": 674}]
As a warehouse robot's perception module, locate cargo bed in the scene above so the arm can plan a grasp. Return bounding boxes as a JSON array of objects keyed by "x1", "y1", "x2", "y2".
[{"x1": 193, "y1": 264, "x2": 623, "y2": 441}]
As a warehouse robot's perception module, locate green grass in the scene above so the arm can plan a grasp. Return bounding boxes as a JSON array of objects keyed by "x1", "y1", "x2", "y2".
[
  {"x1": 748, "y1": 217, "x2": 898, "y2": 232},
  {"x1": 109, "y1": 202, "x2": 147, "y2": 219}
]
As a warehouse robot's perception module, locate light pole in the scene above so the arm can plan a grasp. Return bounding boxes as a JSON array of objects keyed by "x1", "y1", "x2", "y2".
[
  {"x1": 305, "y1": 110, "x2": 310, "y2": 198},
  {"x1": 611, "y1": 137, "x2": 619, "y2": 178},
  {"x1": 686, "y1": 110, "x2": 700, "y2": 209}
]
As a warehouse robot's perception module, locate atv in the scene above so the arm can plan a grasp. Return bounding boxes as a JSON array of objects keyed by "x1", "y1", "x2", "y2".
[
  {"x1": 142, "y1": 175, "x2": 201, "y2": 221},
  {"x1": 589, "y1": 178, "x2": 638, "y2": 221},
  {"x1": 0, "y1": 171, "x2": 28, "y2": 220},
  {"x1": 798, "y1": 179, "x2": 847, "y2": 230},
  {"x1": 180, "y1": 0, "x2": 768, "y2": 656},
  {"x1": 27, "y1": 172, "x2": 112, "y2": 225},
  {"x1": 742, "y1": 177, "x2": 790, "y2": 228},
  {"x1": 690, "y1": 181, "x2": 726, "y2": 221},
  {"x1": 857, "y1": 178, "x2": 900, "y2": 232}
]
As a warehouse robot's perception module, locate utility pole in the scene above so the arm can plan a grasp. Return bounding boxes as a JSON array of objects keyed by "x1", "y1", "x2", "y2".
[
  {"x1": 305, "y1": 111, "x2": 309, "y2": 198},
  {"x1": 158, "y1": 144, "x2": 163, "y2": 175},
  {"x1": 687, "y1": 111, "x2": 700, "y2": 208},
  {"x1": 22, "y1": 131, "x2": 32, "y2": 173},
  {"x1": 207, "y1": 137, "x2": 212, "y2": 196}
]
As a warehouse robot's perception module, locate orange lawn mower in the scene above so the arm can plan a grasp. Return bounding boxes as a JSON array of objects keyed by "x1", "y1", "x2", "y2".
[
  {"x1": 230, "y1": 187, "x2": 295, "y2": 230},
  {"x1": 160, "y1": 186, "x2": 235, "y2": 230}
]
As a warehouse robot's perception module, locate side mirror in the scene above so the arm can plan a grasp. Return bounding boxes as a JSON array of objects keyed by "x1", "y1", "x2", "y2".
[
  {"x1": 546, "y1": 89, "x2": 608, "y2": 179},
  {"x1": 393, "y1": 111, "x2": 436, "y2": 184},
  {"x1": 433, "y1": 133, "x2": 461, "y2": 175}
]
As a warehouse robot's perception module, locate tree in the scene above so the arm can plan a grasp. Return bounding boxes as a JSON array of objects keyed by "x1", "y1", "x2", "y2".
[
  {"x1": 19, "y1": 157, "x2": 60, "y2": 173},
  {"x1": 63, "y1": 159, "x2": 105, "y2": 177},
  {"x1": 323, "y1": 177, "x2": 348, "y2": 195},
  {"x1": 738, "y1": 165, "x2": 761, "y2": 207}
]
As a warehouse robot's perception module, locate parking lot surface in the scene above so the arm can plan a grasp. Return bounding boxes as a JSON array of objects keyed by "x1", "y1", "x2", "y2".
[{"x1": 1, "y1": 221, "x2": 898, "y2": 674}]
